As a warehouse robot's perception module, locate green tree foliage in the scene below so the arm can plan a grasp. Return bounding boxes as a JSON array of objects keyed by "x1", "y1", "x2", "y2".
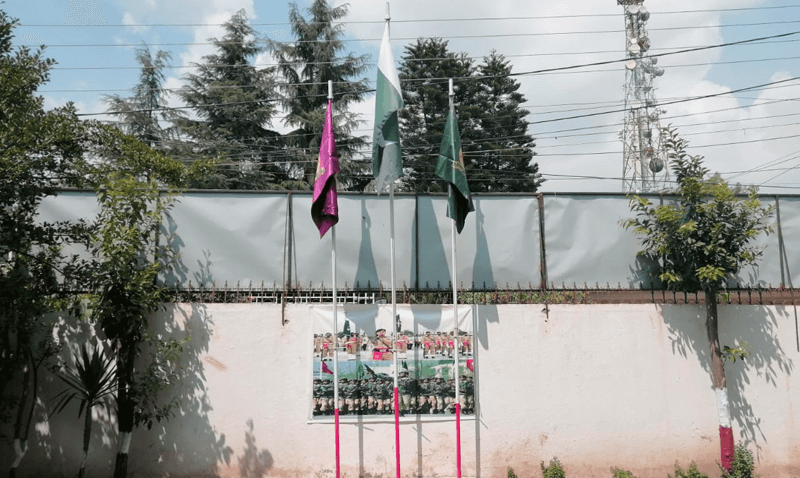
[
  {"x1": 623, "y1": 128, "x2": 774, "y2": 293},
  {"x1": 103, "y1": 44, "x2": 184, "y2": 150},
  {"x1": 52, "y1": 344, "x2": 116, "y2": 478},
  {"x1": 81, "y1": 126, "x2": 196, "y2": 478},
  {"x1": 0, "y1": 10, "x2": 88, "y2": 476},
  {"x1": 398, "y1": 38, "x2": 477, "y2": 193},
  {"x1": 398, "y1": 40, "x2": 541, "y2": 193},
  {"x1": 470, "y1": 51, "x2": 542, "y2": 192},
  {"x1": 623, "y1": 127, "x2": 774, "y2": 470},
  {"x1": 269, "y1": 0, "x2": 371, "y2": 190},
  {"x1": 178, "y1": 10, "x2": 283, "y2": 189}
]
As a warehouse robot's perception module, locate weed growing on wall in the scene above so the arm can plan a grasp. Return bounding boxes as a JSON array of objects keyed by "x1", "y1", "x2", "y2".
[
  {"x1": 720, "y1": 444, "x2": 756, "y2": 478},
  {"x1": 610, "y1": 467, "x2": 638, "y2": 478},
  {"x1": 507, "y1": 467, "x2": 518, "y2": 478},
  {"x1": 541, "y1": 458, "x2": 566, "y2": 478},
  {"x1": 668, "y1": 461, "x2": 709, "y2": 478}
]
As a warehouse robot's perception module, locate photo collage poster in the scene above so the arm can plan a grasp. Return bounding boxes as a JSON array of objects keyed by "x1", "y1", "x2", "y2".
[{"x1": 309, "y1": 305, "x2": 475, "y2": 419}]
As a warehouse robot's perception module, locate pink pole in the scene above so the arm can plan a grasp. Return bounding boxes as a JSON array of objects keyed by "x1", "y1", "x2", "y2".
[
  {"x1": 456, "y1": 403, "x2": 462, "y2": 478},
  {"x1": 335, "y1": 409, "x2": 341, "y2": 478},
  {"x1": 394, "y1": 387, "x2": 401, "y2": 478}
]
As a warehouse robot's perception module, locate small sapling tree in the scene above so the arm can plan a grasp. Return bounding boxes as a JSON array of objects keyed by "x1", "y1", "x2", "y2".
[
  {"x1": 622, "y1": 127, "x2": 774, "y2": 470},
  {"x1": 83, "y1": 126, "x2": 203, "y2": 478}
]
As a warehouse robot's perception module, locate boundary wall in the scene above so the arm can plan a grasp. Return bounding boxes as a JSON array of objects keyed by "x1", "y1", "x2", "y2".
[
  {"x1": 36, "y1": 191, "x2": 800, "y2": 291},
  {"x1": 2, "y1": 303, "x2": 798, "y2": 478}
]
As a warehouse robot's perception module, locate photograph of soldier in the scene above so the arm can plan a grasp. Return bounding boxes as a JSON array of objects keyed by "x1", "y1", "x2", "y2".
[
  {"x1": 313, "y1": 334, "x2": 323, "y2": 359},
  {"x1": 322, "y1": 332, "x2": 335, "y2": 360},
  {"x1": 459, "y1": 331, "x2": 472, "y2": 355},
  {"x1": 396, "y1": 332, "x2": 410, "y2": 359},
  {"x1": 345, "y1": 333, "x2": 360, "y2": 359},
  {"x1": 422, "y1": 331, "x2": 434, "y2": 358},
  {"x1": 372, "y1": 328, "x2": 393, "y2": 361},
  {"x1": 397, "y1": 370, "x2": 417, "y2": 413}
]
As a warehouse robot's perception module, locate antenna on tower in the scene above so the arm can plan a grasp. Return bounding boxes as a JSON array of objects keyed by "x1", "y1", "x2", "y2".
[{"x1": 618, "y1": 0, "x2": 669, "y2": 193}]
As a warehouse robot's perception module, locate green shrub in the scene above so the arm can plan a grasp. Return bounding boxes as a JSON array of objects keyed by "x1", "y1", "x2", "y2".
[
  {"x1": 508, "y1": 467, "x2": 518, "y2": 478},
  {"x1": 611, "y1": 467, "x2": 638, "y2": 478},
  {"x1": 541, "y1": 458, "x2": 566, "y2": 478},
  {"x1": 668, "y1": 461, "x2": 709, "y2": 478},
  {"x1": 721, "y1": 444, "x2": 756, "y2": 478}
]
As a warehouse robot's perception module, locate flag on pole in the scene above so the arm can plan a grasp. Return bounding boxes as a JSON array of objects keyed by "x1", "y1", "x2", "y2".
[
  {"x1": 322, "y1": 361, "x2": 334, "y2": 375},
  {"x1": 372, "y1": 22, "x2": 404, "y2": 191},
  {"x1": 435, "y1": 106, "x2": 474, "y2": 233},
  {"x1": 311, "y1": 100, "x2": 340, "y2": 237}
]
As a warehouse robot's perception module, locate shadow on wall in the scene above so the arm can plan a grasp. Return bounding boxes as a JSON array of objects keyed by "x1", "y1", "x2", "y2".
[
  {"x1": 238, "y1": 419, "x2": 273, "y2": 478},
  {"x1": 661, "y1": 303, "x2": 794, "y2": 461},
  {"x1": 139, "y1": 303, "x2": 234, "y2": 477}
]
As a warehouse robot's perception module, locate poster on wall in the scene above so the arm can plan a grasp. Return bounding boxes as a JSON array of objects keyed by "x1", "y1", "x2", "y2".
[{"x1": 309, "y1": 304, "x2": 475, "y2": 420}]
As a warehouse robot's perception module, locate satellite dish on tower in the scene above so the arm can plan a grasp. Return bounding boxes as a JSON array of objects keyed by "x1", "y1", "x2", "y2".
[
  {"x1": 626, "y1": 5, "x2": 640, "y2": 14},
  {"x1": 625, "y1": 60, "x2": 637, "y2": 70},
  {"x1": 628, "y1": 43, "x2": 641, "y2": 54},
  {"x1": 639, "y1": 6, "x2": 650, "y2": 21}
]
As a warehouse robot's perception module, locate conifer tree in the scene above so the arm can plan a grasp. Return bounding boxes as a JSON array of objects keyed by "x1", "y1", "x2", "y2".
[
  {"x1": 269, "y1": 0, "x2": 371, "y2": 190},
  {"x1": 104, "y1": 44, "x2": 183, "y2": 150},
  {"x1": 398, "y1": 41, "x2": 542, "y2": 192},
  {"x1": 178, "y1": 10, "x2": 283, "y2": 189},
  {"x1": 471, "y1": 51, "x2": 542, "y2": 192},
  {"x1": 398, "y1": 38, "x2": 478, "y2": 193}
]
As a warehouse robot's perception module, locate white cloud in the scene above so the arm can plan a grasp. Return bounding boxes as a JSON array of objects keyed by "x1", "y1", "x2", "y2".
[
  {"x1": 121, "y1": 12, "x2": 149, "y2": 34},
  {"x1": 328, "y1": 0, "x2": 798, "y2": 192}
]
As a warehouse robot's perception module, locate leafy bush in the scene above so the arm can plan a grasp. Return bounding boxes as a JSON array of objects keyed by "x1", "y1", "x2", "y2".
[
  {"x1": 541, "y1": 458, "x2": 566, "y2": 478},
  {"x1": 668, "y1": 462, "x2": 709, "y2": 478},
  {"x1": 721, "y1": 444, "x2": 756, "y2": 478},
  {"x1": 611, "y1": 467, "x2": 638, "y2": 478},
  {"x1": 508, "y1": 467, "x2": 518, "y2": 478}
]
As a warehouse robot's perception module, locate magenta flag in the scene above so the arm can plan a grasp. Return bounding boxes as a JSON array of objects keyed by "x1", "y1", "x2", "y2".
[{"x1": 311, "y1": 100, "x2": 340, "y2": 237}]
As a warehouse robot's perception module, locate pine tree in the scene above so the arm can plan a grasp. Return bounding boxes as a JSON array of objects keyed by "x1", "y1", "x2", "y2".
[
  {"x1": 178, "y1": 10, "x2": 283, "y2": 189},
  {"x1": 103, "y1": 44, "x2": 183, "y2": 150},
  {"x1": 471, "y1": 51, "x2": 542, "y2": 192},
  {"x1": 398, "y1": 41, "x2": 541, "y2": 193},
  {"x1": 269, "y1": 0, "x2": 371, "y2": 191},
  {"x1": 398, "y1": 38, "x2": 479, "y2": 193}
]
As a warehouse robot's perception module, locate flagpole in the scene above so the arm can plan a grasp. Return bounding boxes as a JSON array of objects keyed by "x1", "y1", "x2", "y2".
[
  {"x1": 385, "y1": 6, "x2": 401, "y2": 478},
  {"x1": 448, "y1": 78, "x2": 462, "y2": 478},
  {"x1": 328, "y1": 79, "x2": 341, "y2": 478}
]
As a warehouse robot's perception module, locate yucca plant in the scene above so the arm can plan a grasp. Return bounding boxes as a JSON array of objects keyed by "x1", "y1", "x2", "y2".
[{"x1": 52, "y1": 343, "x2": 116, "y2": 478}]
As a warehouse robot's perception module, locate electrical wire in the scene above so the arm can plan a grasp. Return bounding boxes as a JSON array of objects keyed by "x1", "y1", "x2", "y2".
[
  {"x1": 16, "y1": 20, "x2": 800, "y2": 47},
  {"x1": 18, "y1": 5, "x2": 800, "y2": 28}
]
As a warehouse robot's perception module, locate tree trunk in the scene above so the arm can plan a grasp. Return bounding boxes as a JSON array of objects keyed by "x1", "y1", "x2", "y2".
[
  {"x1": 9, "y1": 345, "x2": 30, "y2": 478},
  {"x1": 113, "y1": 349, "x2": 135, "y2": 478},
  {"x1": 78, "y1": 405, "x2": 92, "y2": 478},
  {"x1": 706, "y1": 290, "x2": 734, "y2": 471}
]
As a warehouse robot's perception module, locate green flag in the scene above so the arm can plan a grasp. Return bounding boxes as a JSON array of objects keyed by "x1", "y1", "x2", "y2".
[
  {"x1": 435, "y1": 106, "x2": 474, "y2": 234},
  {"x1": 372, "y1": 22, "x2": 404, "y2": 191}
]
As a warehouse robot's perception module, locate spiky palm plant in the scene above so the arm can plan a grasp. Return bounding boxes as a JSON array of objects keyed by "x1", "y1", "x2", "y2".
[{"x1": 52, "y1": 343, "x2": 116, "y2": 478}]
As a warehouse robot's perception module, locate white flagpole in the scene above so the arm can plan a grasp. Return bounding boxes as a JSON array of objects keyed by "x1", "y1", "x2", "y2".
[
  {"x1": 329, "y1": 80, "x2": 341, "y2": 478},
  {"x1": 448, "y1": 78, "x2": 463, "y2": 478},
  {"x1": 385, "y1": 5, "x2": 401, "y2": 478}
]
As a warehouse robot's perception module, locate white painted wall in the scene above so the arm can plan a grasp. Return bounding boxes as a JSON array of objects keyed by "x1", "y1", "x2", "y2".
[{"x1": 2, "y1": 303, "x2": 799, "y2": 477}]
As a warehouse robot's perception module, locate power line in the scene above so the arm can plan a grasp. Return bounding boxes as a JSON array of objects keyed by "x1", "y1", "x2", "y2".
[
  {"x1": 40, "y1": 38, "x2": 800, "y2": 75},
  {"x1": 18, "y1": 5, "x2": 800, "y2": 28},
  {"x1": 16, "y1": 21, "x2": 800, "y2": 47}
]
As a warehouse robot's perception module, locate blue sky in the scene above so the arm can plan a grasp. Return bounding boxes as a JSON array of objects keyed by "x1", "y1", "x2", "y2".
[{"x1": 7, "y1": 0, "x2": 800, "y2": 193}]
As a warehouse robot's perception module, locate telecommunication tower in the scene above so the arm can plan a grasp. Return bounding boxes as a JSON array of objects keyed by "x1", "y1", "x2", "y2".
[{"x1": 619, "y1": 0, "x2": 668, "y2": 193}]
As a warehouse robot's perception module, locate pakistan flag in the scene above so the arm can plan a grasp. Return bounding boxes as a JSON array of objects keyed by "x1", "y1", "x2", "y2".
[{"x1": 435, "y1": 106, "x2": 474, "y2": 234}]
